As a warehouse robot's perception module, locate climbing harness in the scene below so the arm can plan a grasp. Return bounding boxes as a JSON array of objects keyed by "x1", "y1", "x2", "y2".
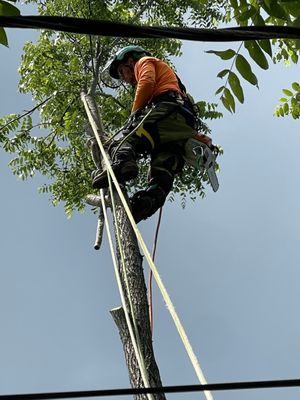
[
  {"x1": 110, "y1": 105, "x2": 156, "y2": 157},
  {"x1": 82, "y1": 93, "x2": 214, "y2": 400},
  {"x1": 113, "y1": 107, "x2": 220, "y2": 193}
]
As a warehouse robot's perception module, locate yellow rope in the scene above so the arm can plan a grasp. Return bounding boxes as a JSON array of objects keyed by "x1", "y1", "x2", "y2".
[
  {"x1": 82, "y1": 94, "x2": 214, "y2": 400},
  {"x1": 99, "y1": 188, "x2": 154, "y2": 400}
]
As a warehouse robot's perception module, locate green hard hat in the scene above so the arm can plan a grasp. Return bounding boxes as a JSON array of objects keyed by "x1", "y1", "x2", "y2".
[{"x1": 108, "y1": 45, "x2": 150, "y2": 79}]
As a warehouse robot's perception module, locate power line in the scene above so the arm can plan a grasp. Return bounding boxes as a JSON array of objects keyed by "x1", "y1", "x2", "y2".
[
  {"x1": 2, "y1": 378, "x2": 300, "y2": 399},
  {"x1": 1, "y1": 16, "x2": 300, "y2": 41}
]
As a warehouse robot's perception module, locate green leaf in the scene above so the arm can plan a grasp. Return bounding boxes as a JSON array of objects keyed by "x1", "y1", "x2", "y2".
[
  {"x1": 279, "y1": 97, "x2": 287, "y2": 103},
  {"x1": 283, "y1": 102, "x2": 289, "y2": 114},
  {"x1": 239, "y1": 0, "x2": 248, "y2": 8},
  {"x1": 0, "y1": 0, "x2": 20, "y2": 16},
  {"x1": 291, "y1": 52, "x2": 299, "y2": 64},
  {"x1": 285, "y1": 3, "x2": 300, "y2": 18},
  {"x1": 206, "y1": 49, "x2": 236, "y2": 60},
  {"x1": 235, "y1": 54, "x2": 258, "y2": 86},
  {"x1": 251, "y1": 13, "x2": 265, "y2": 25},
  {"x1": 223, "y1": 88, "x2": 235, "y2": 113},
  {"x1": 258, "y1": 39, "x2": 272, "y2": 57},
  {"x1": 244, "y1": 40, "x2": 269, "y2": 70},
  {"x1": 228, "y1": 71, "x2": 244, "y2": 103},
  {"x1": 221, "y1": 95, "x2": 231, "y2": 113},
  {"x1": 292, "y1": 17, "x2": 300, "y2": 27},
  {"x1": 292, "y1": 82, "x2": 300, "y2": 91},
  {"x1": 282, "y1": 89, "x2": 293, "y2": 96},
  {"x1": 237, "y1": 5, "x2": 257, "y2": 22},
  {"x1": 215, "y1": 86, "x2": 225, "y2": 95},
  {"x1": 0, "y1": 26, "x2": 8, "y2": 46},
  {"x1": 261, "y1": 0, "x2": 289, "y2": 20},
  {"x1": 217, "y1": 69, "x2": 230, "y2": 78}
]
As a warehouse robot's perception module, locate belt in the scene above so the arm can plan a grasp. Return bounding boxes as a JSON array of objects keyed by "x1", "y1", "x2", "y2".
[{"x1": 151, "y1": 90, "x2": 184, "y2": 104}]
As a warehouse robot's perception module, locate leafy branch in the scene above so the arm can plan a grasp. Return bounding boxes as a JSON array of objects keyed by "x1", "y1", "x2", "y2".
[
  {"x1": 275, "y1": 82, "x2": 300, "y2": 119},
  {"x1": 0, "y1": 94, "x2": 54, "y2": 133},
  {"x1": 207, "y1": 37, "x2": 271, "y2": 113}
]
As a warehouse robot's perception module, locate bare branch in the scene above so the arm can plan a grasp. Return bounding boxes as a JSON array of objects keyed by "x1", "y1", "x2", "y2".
[{"x1": 89, "y1": 37, "x2": 102, "y2": 95}]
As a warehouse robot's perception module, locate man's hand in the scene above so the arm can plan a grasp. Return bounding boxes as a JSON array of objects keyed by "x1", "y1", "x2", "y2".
[{"x1": 130, "y1": 108, "x2": 143, "y2": 120}]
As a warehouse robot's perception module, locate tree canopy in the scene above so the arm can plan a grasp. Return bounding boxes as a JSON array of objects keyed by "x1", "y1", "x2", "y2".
[{"x1": 1, "y1": 0, "x2": 299, "y2": 216}]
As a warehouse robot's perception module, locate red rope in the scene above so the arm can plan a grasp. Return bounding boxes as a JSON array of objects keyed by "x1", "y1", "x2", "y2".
[{"x1": 149, "y1": 207, "x2": 163, "y2": 335}]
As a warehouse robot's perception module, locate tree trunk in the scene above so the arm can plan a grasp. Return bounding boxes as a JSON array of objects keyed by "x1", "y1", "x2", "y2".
[
  {"x1": 82, "y1": 92, "x2": 166, "y2": 399},
  {"x1": 110, "y1": 191, "x2": 166, "y2": 400}
]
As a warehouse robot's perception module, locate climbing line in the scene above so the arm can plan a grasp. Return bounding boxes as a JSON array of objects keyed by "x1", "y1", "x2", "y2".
[
  {"x1": 82, "y1": 93, "x2": 214, "y2": 400},
  {"x1": 110, "y1": 106, "x2": 155, "y2": 158},
  {"x1": 99, "y1": 188, "x2": 154, "y2": 400},
  {"x1": 149, "y1": 207, "x2": 163, "y2": 335},
  {"x1": 103, "y1": 106, "x2": 154, "y2": 149}
]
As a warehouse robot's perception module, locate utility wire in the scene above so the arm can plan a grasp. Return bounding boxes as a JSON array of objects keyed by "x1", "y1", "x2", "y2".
[
  {"x1": 2, "y1": 16, "x2": 300, "y2": 41},
  {"x1": 3, "y1": 378, "x2": 300, "y2": 399}
]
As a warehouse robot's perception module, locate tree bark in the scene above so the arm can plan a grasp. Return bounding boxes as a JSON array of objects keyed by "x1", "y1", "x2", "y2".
[
  {"x1": 82, "y1": 92, "x2": 166, "y2": 399},
  {"x1": 110, "y1": 191, "x2": 166, "y2": 400}
]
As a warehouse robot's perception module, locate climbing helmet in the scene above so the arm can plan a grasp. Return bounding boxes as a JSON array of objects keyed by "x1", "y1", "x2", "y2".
[{"x1": 108, "y1": 45, "x2": 150, "y2": 79}]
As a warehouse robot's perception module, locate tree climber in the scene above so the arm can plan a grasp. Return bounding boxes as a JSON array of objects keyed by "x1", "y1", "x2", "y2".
[{"x1": 92, "y1": 45, "x2": 212, "y2": 223}]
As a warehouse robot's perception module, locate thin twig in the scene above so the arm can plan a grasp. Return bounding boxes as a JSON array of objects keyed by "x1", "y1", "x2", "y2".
[{"x1": 0, "y1": 95, "x2": 54, "y2": 133}]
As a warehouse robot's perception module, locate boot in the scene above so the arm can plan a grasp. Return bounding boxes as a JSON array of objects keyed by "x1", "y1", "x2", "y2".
[
  {"x1": 130, "y1": 186, "x2": 168, "y2": 223},
  {"x1": 131, "y1": 173, "x2": 174, "y2": 223},
  {"x1": 92, "y1": 142, "x2": 138, "y2": 189}
]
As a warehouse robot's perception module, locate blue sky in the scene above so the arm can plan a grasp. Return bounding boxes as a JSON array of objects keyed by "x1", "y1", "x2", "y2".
[{"x1": 1, "y1": 5, "x2": 300, "y2": 400}]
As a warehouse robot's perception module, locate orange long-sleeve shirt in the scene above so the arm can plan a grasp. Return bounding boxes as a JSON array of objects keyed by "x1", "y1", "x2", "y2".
[{"x1": 132, "y1": 56, "x2": 182, "y2": 113}]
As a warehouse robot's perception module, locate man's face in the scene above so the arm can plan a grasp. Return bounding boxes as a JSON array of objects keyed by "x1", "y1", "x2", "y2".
[{"x1": 117, "y1": 57, "x2": 137, "y2": 86}]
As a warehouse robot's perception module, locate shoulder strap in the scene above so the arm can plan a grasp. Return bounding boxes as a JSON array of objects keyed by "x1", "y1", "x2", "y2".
[{"x1": 175, "y1": 73, "x2": 188, "y2": 95}]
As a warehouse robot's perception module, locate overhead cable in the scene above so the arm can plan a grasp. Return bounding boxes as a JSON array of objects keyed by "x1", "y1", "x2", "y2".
[
  {"x1": 2, "y1": 15, "x2": 300, "y2": 41},
  {"x1": 3, "y1": 378, "x2": 300, "y2": 399}
]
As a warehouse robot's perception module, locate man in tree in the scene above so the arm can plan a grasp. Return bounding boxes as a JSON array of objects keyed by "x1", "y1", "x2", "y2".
[{"x1": 92, "y1": 45, "x2": 212, "y2": 223}]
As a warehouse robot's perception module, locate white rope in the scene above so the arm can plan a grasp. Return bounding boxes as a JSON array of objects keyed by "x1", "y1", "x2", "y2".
[
  {"x1": 99, "y1": 189, "x2": 154, "y2": 400},
  {"x1": 82, "y1": 93, "x2": 214, "y2": 400}
]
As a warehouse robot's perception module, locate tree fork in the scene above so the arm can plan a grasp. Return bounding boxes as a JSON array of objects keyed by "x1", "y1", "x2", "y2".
[{"x1": 82, "y1": 92, "x2": 166, "y2": 400}]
